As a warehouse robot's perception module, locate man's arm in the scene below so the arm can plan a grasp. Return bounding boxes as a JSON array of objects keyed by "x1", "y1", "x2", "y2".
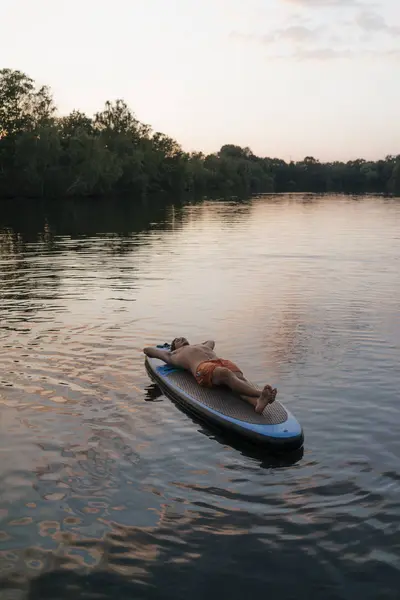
[
  {"x1": 202, "y1": 340, "x2": 215, "y2": 350},
  {"x1": 143, "y1": 347, "x2": 173, "y2": 363}
]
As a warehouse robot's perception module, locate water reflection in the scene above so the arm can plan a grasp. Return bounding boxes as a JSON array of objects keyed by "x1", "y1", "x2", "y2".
[
  {"x1": 1, "y1": 194, "x2": 400, "y2": 600},
  {"x1": 144, "y1": 382, "x2": 304, "y2": 467}
]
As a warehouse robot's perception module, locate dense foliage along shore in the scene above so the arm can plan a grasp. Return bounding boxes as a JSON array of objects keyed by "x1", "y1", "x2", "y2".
[{"x1": 1, "y1": 69, "x2": 399, "y2": 199}]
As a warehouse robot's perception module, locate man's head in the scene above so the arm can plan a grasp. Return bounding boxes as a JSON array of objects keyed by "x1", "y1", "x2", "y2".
[{"x1": 171, "y1": 337, "x2": 189, "y2": 351}]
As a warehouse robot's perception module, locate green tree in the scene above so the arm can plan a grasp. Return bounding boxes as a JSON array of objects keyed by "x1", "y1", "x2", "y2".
[
  {"x1": 0, "y1": 68, "x2": 398, "y2": 200},
  {"x1": 0, "y1": 69, "x2": 55, "y2": 135},
  {"x1": 62, "y1": 131, "x2": 122, "y2": 196},
  {"x1": 14, "y1": 126, "x2": 62, "y2": 197},
  {"x1": 389, "y1": 157, "x2": 400, "y2": 196},
  {"x1": 59, "y1": 110, "x2": 93, "y2": 137}
]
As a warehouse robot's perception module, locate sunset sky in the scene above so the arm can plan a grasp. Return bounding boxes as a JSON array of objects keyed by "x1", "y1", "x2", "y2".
[{"x1": 2, "y1": 0, "x2": 399, "y2": 161}]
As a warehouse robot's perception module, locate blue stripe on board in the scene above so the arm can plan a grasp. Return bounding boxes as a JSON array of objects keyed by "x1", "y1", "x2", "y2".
[{"x1": 155, "y1": 364, "x2": 301, "y2": 439}]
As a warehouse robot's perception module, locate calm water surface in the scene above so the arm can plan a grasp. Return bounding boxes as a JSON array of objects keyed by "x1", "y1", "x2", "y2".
[{"x1": 0, "y1": 195, "x2": 399, "y2": 599}]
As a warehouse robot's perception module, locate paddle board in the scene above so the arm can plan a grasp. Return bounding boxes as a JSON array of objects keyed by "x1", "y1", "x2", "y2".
[{"x1": 145, "y1": 345, "x2": 304, "y2": 450}]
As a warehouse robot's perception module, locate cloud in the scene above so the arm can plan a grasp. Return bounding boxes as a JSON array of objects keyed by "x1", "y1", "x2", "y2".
[
  {"x1": 232, "y1": 28, "x2": 400, "y2": 62},
  {"x1": 282, "y1": 0, "x2": 359, "y2": 6},
  {"x1": 293, "y1": 48, "x2": 354, "y2": 59},
  {"x1": 231, "y1": 25, "x2": 322, "y2": 47},
  {"x1": 356, "y1": 11, "x2": 400, "y2": 36},
  {"x1": 283, "y1": 0, "x2": 360, "y2": 8},
  {"x1": 282, "y1": 25, "x2": 320, "y2": 42},
  {"x1": 231, "y1": 4, "x2": 400, "y2": 62},
  {"x1": 273, "y1": 48, "x2": 400, "y2": 61}
]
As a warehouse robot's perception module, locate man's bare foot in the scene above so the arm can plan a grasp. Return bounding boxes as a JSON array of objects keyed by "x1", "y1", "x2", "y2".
[{"x1": 255, "y1": 385, "x2": 277, "y2": 414}]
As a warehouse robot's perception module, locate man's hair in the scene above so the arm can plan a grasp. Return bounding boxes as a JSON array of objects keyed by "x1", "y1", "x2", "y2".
[{"x1": 171, "y1": 338, "x2": 189, "y2": 351}]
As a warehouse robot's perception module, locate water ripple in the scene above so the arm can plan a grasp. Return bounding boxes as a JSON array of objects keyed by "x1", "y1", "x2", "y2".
[{"x1": 0, "y1": 195, "x2": 400, "y2": 599}]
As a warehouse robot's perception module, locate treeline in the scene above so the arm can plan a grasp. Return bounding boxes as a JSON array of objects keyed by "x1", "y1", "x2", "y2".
[{"x1": 0, "y1": 69, "x2": 399, "y2": 199}]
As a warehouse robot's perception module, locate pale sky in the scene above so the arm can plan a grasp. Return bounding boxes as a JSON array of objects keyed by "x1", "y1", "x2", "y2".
[{"x1": 2, "y1": 0, "x2": 400, "y2": 161}]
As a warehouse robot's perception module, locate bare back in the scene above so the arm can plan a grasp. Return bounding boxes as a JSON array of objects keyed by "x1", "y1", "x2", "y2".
[{"x1": 171, "y1": 344, "x2": 218, "y2": 376}]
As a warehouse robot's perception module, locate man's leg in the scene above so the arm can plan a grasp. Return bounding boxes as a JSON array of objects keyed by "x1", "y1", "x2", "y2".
[
  {"x1": 236, "y1": 373, "x2": 277, "y2": 411},
  {"x1": 236, "y1": 374, "x2": 263, "y2": 407},
  {"x1": 212, "y1": 367, "x2": 277, "y2": 413}
]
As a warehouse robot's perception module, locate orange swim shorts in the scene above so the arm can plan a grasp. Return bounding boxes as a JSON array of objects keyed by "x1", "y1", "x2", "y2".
[{"x1": 195, "y1": 359, "x2": 242, "y2": 388}]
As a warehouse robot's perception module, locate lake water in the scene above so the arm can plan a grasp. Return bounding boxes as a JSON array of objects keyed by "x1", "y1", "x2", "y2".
[{"x1": 0, "y1": 194, "x2": 399, "y2": 600}]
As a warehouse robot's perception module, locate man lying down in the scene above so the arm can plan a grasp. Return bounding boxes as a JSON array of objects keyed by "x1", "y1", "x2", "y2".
[{"x1": 143, "y1": 337, "x2": 277, "y2": 414}]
